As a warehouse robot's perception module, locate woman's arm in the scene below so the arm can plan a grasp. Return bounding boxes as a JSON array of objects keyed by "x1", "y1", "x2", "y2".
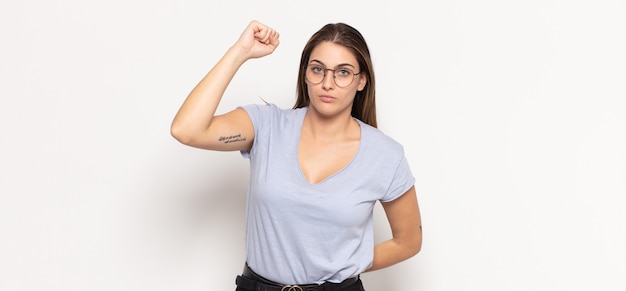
[
  {"x1": 170, "y1": 20, "x2": 280, "y2": 151},
  {"x1": 366, "y1": 186, "x2": 422, "y2": 272}
]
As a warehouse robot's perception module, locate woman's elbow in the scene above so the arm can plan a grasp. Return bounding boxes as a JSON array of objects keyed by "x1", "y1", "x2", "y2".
[
  {"x1": 170, "y1": 124, "x2": 194, "y2": 145},
  {"x1": 407, "y1": 229, "x2": 423, "y2": 257},
  {"x1": 411, "y1": 237, "x2": 422, "y2": 256}
]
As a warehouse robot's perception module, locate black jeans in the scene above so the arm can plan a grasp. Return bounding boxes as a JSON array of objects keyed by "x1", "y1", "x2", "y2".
[{"x1": 235, "y1": 264, "x2": 365, "y2": 291}]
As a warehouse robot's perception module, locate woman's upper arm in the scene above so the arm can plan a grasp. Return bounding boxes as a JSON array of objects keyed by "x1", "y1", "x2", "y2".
[
  {"x1": 174, "y1": 107, "x2": 255, "y2": 151},
  {"x1": 381, "y1": 186, "x2": 423, "y2": 253}
]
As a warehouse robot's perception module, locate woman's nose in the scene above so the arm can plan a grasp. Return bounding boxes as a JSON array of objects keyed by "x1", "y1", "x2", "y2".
[{"x1": 322, "y1": 70, "x2": 335, "y2": 90}]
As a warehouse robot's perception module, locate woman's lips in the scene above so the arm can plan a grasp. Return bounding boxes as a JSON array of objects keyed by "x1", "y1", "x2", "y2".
[{"x1": 319, "y1": 95, "x2": 335, "y2": 102}]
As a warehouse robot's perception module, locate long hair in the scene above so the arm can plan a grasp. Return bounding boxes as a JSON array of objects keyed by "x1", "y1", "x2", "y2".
[{"x1": 293, "y1": 23, "x2": 377, "y2": 128}]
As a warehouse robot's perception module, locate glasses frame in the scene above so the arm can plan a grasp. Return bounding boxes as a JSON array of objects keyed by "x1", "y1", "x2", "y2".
[{"x1": 304, "y1": 65, "x2": 362, "y2": 88}]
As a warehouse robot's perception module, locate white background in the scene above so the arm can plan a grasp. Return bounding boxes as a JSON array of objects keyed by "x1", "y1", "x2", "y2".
[{"x1": 1, "y1": 1, "x2": 625, "y2": 290}]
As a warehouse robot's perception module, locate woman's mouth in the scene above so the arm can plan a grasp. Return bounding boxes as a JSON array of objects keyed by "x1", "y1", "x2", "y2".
[{"x1": 319, "y1": 95, "x2": 335, "y2": 102}]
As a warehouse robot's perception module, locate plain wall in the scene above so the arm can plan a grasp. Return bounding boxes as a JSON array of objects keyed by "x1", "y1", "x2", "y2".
[{"x1": 1, "y1": 0, "x2": 625, "y2": 290}]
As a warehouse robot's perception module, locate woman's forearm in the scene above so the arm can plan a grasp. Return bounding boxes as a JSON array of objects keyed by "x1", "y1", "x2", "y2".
[
  {"x1": 170, "y1": 46, "x2": 248, "y2": 144},
  {"x1": 367, "y1": 235, "x2": 422, "y2": 272}
]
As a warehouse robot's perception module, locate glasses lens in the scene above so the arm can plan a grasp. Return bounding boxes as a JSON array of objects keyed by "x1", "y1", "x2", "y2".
[
  {"x1": 305, "y1": 65, "x2": 324, "y2": 84},
  {"x1": 334, "y1": 68, "x2": 355, "y2": 87}
]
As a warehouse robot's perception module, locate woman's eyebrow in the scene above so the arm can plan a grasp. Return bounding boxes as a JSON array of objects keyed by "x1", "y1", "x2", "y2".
[{"x1": 309, "y1": 59, "x2": 356, "y2": 68}]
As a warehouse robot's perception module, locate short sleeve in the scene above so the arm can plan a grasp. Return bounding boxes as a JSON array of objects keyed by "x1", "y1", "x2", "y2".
[
  {"x1": 238, "y1": 103, "x2": 266, "y2": 159},
  {"x1": 380, "y1": 152, "x2": 415, "y2": 202}
]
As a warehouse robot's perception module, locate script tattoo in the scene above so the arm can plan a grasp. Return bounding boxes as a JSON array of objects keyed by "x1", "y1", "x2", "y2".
[{"x1": 218, "y1": 133, "x2": 246, "y2": 144}]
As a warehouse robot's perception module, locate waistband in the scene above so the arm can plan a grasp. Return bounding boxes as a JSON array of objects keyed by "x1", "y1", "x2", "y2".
[{"x1": 236, "y1": 263, "x2": 360, "y2": 291}]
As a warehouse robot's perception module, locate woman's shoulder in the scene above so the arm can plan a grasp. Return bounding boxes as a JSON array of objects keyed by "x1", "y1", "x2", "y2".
[
  {"x1": 241, "y1": 102, "x2": 306, "y2": 118},
  {"x1": 357, "y1": 119, "x2": 406, "y2": 154},
  {"x1": 240, "y1": 103, "x2": 307, "y2": 134}
]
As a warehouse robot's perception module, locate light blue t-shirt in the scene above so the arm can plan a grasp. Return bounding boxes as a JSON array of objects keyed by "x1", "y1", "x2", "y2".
[{"x1": 240, "y1": 103, "x2": 415, "y2": 285}]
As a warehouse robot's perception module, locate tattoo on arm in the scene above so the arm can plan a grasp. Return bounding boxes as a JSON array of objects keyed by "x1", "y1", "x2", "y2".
[{"x1": 218, "y1": 133, "x2": 247, "y2": 144}]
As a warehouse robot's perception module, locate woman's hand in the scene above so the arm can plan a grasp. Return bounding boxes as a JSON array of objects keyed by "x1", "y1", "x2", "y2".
[{"x1": 234, "y1": 20, "x2": 280, "y2": 60}]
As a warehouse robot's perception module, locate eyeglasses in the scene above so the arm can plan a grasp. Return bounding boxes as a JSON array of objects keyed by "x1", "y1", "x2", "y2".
[{"x1": 305, "y1": 65, "x2": 361, "y2": 88}]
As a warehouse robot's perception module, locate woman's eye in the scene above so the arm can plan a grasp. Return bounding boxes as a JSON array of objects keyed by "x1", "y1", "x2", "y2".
[{"x1": 338, "y1": 69, "x2": 350, "y2": 76}]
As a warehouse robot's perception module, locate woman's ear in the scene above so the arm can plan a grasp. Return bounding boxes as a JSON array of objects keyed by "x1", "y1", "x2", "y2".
[{"x1": 357, "y1": 74, "x2": 367, "y2": 91}]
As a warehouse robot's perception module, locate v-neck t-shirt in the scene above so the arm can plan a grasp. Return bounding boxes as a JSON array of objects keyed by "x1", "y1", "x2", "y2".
[{"x1": 240, "y1": 103, "x2": 415, "y2": 285}]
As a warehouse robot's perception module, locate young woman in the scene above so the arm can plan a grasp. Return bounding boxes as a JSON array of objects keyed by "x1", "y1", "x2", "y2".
[{"x1": 171, "y1": 20, "x2": 422, "y2": 291}]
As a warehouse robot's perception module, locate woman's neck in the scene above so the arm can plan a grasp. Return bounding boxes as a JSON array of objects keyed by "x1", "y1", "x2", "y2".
[{"x1": 302, "y1": 109, "x2": 359, "y2": 141}]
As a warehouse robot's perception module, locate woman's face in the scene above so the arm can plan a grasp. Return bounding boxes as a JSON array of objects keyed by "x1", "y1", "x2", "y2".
[{"x1": 305, "y1": 41, "x2": 367, "y2": 119}]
